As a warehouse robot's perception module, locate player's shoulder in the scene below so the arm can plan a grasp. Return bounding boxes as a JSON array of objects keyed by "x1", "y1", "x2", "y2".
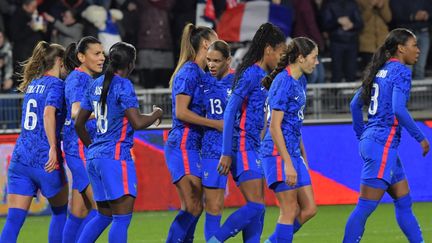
[{"x1": 177, "y1": 61, "x2": 203, "y2": 78}]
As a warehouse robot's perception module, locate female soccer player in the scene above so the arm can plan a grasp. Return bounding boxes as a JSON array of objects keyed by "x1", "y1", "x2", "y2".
[
  {"x1": 202, "y1": 40, "x2": 234, "y2": 241},
  {"x1": 62, "y1": 36, "x2": 105, "y2": 243},
  {"x1": 344, "y1": 28, "x2": 430, "y2": 242},
  {"x1": 261, "y1": 37, "x2": 319, "y2": 242},
  {"x1": 74, "y1": 42, "x2": 163, "y2": 243},
  {"x1": 0, "y1": 41, "x2": 68, "y2": 243},
  {"x1": 209, "y1": 23, "x2": 286, "y2": 242},
  {"x1": 164, "y1": 23, "x2": 220, "y2": 243}
]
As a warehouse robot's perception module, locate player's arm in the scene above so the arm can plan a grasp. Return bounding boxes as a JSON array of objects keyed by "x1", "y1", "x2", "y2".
[
  {"x1": 44, "y1": 105, "x2": 59, "y2": 173},
  {"x1": 350, "y1": 89, "x2": 365, "y2": 139},
  {"x1": 217, "y1": 93, "x2": 244, "y2": 175},
  {"x1": 392, "y1": 88, "x2": 429, "y2": 156},
  {"x1": 125, "y1": 105, "x2": 163, "y2": 130},
  {"x1": 71, "y1": 102, "x2": 95, "y2": 120},
  {"x1": 75, "y1": 108, "x2": 92, "y2": 147},
  {"x1": 300, "y1": 137, "x2": 308, "y2": 167},
  {"x1": 270, "y1": 109, "x2": 297, "y2": 186},
  {"x1": 176, "y1": 94, "x2": 223, "y2": 131}
]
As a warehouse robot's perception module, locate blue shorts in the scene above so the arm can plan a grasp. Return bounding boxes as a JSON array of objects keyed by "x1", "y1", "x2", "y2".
[
  {"x1": 359, "y1": 138, "x2": 406, "y2": 185},
  {"x1": 231, "y1": 150, "x2": 264, "y2": 183},
  {"x1": 65, "y1": 154, "x2": 90, "y2": 192},
  {"x1": 164, "y1": 146, "x2": 201, "y2": 183},
  {"x1": 87, "y1": 158, "x2": 137, "y2": 202},
  {"x1": 201, "y1": 158, "x2": 227, "y2": 189},
  {"x1": 262, "y1": 155, "x2": 311, "y2": 191},
  {"x1": 7, "y1": 162, "x2": 67, "y2": 198}
]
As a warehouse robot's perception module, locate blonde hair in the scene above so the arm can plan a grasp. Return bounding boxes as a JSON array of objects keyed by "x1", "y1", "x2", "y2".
[
  {"x1": 18, "y1": 41, "x2": 65, "y2": 92},
  {"x1": 169, "y1": 23, "x2": 215, "y2": 88}
]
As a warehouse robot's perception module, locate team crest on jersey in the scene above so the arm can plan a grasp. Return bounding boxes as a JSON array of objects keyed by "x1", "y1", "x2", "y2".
[
  {"x1": 256, "y1": 159, "x2": 262, "y2": 168},
  {"x1": 227, "y1": 88, "x2": 232, "y2": 96}
]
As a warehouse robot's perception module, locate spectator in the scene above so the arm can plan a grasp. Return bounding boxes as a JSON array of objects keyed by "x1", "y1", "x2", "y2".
[
  {"x1": 293, "y1": 0, "x2": 326, "y2": 83},
  {"x1": 136, "y1": 0, "x2": 175, "y2": 88},
  {"x1": 357, "y1": 0, "x2": 391, "y2": 69},
  {"x1": 43, "y1": 9, "x2": 83, "y2": 47},
  {"x1": 9, "y1": 0, "x2": 45, "y2": 80},
  {"x1": 0, "y1": 0, "x2": 16, "y2": 33},
  {"x1": 0, "y1": 30, "x2": 13, "y2": 92},
  {"x1": 321, "y1": 0, "x2": 363, "y2": 83},
  {"x1": 390, "y1": 0, "x2": 431, "y2": 79}
]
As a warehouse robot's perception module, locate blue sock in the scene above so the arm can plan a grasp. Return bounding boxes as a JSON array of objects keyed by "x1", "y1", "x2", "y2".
[
  {"x1": 49, "y1": 204, "x2": 67, "y2": 243},
  {"x1": 276, "y1": 223, "x2": 293, "y2": 242},
  {"x1": 267, "y1": 231, "x2": 276, "y2": 243},
  {"x1": 293, "y1": 218, "x2": 302, "y2": 233},
  {"x1": 205, "y1": 213, "x2": 222, "y2": 241},
  {"x1": 76, "y1": 209, "x2": 97, "y2": 238},
  {"x1": 77, "y1": 212, "x2": 113, "y2": 243},
  {"x1": 214, "y1": 202, "x2": 265, "y2": 241},
  {"x1": 343, "y1": 198, "x2": 379, "y2": 243},
  {"x1": 394, "y1": 194, "x2": 424, "y2": 242},
  {"x1": 109, "y1": 214, "x2": 133, "y2": 243},
  {"x1": 0, "y1": 208, "x2": 27, "y2": 243},
  {"x1": 184, "y1": 214, "x2": 200, "y2": 243},
  {"x1": 166, "y1": 210, "x2": 196, "y2": 243},
  {"x1": 242, "y1": 209, "x2": 265, "y2": 242},
  {"x1": 62, "y1": 212, "x2": 85, "y2": 243}
]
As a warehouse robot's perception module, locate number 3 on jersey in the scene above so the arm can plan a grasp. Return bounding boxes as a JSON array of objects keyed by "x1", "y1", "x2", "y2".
[
  {"x1": 368, "y1": 83, "x2": 379, "y2": 115},
  {"x1": 93, "y1": 101, "x2": 108, "y2": 133}
]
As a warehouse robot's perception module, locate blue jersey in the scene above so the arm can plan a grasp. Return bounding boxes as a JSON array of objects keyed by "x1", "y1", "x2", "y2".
[
  {"x1": 11, "y1": 76, "x2": 65, "y2": 168},
  {"x1": 81, "y1": 75, "x2": 139, "y2": 161},
  {"x1": 63, "y1": 69, "x2": 96, "y2": 157},
  {"x1": 232, "y1": 64, "x2": 268, "y2": 152},
  {"x1": 361, "y1": 60, "x2": 411, "y2": 148},
  {"x1": 166, "y1": 61, "x2": 205, "y2": 150},
  {"x1": 261, "y1": 68, "x2": 307, "y2": 158},
  {"x1": 201, "y1": 72, "x2": 234, "y2": 159}
]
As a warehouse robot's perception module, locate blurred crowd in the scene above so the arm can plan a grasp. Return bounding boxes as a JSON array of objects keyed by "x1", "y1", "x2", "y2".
[{"x1": 0, "y1": 0, "x2": 432, "y2": 93}]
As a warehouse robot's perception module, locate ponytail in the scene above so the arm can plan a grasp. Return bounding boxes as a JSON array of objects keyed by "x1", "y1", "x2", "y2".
[
  {"x1": 169, "y1": 23, "x2": 216, "y2": 88},
  {"x1": 262, "y1": 37, "x2": 317, "y2": 90},
  {"x1": 19, "y1": 41, "x2": 65, "y2": 92},
  {"x1": 64, "y1": 42, "x2": 80, "y2": 74},
  {"x1": 233, "y1": 23, "x2": 285, "y2": 90},
  {"x1": 360, "y1": 28, "x2": 415, "y2": 104},
  {"x1": 100, "y1": 42, "x2": 136, "y2": 113}
]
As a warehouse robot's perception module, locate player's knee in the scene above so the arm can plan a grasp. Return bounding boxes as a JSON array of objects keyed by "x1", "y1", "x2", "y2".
[
  {"x1": 205, "y1": 203, "x2": 223, "y2": 215},
  {"x1": 303, "y1": 205, "x2": 318, "y2": 220}
]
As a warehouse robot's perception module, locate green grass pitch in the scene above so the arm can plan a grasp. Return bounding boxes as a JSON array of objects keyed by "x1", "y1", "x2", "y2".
[{"x1": 1, "y1": 203, "x2": 430, "y2": 242}]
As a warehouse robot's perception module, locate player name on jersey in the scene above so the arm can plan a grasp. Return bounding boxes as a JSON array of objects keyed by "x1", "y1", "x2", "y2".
[{"x1": 26, "y1": 85, "x2": 46, "y2": 94}]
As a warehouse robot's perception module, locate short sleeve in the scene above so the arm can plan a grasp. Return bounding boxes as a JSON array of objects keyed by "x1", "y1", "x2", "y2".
[
  {"x1": 269, "y1": 74, "x2": 291, "y2": 111},
  {"x1": 45, "y1": 79, "x2": 65, "y2": 110},
  {"x1": 173, "y1": 66, "x2": 200, "y2": 97},
  {"x1": 117, "y1": 79, "x2": 139, "y2": 111},
  {"x1": 68, "y1": 73, "x2": 89, "y2": 103},
  {"x1": 393, "y1": 65, "x2": 411, "y2": 98},
  {"x1": 80, "y1": 83, "x2": 93, "y2": 112}
]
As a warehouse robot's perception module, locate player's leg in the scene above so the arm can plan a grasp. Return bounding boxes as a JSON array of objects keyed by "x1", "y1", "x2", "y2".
[
  {"x1": 209, "y1": 173, "x2": 265, "y2": 243},
  {"x1": 343, "y1": 183, "x2": 385, "y2": 243},
  {"x1": 47, "y1": 184, "x2": 69, "y2": 243},
  {"x1": 272, "y1": 189, "x2": 298, "y2": 243},
  {"x1": 203, "y1": 187, "x2": 225, "y2": 241},
  {"x1": 241, "y1": 176, "x2": 266, "y2": 243},
  {"x1": 108, "y1": 195, "x2": 135, "y2": 243},
  {"x1": 0, "y1": 194, "x2": 32, "y2": 243},
  {"x1": 202, "y1": 158, "x2": 227, "y2": 241},
  {"x1": 167, "y1": 175, "x2": 203, "y2": 243},
  {"x1": 77, "y1": 201, "x2": 113, "y2": 243},
  {"x1": 75, "y1": 186, "x2": 98, "y2": 237},
  {"x1": 295, "y1": 185, "x2": 317, "y2": 233},
  {"x1": 387, "y1": 160, "x2": 423, "y2": 243}
]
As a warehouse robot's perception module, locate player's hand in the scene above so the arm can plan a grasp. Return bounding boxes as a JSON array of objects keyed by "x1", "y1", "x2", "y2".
[
  {"x1": 152, "y1": 105, "x2": 163, "y2": 127},
  {"x1": 217, "y1": 155, "x2": 232, "y2": 175},
  {"x1": 420, "y1": 138, "x2": 430, "y2": 157},
  {"x1": 284, "y1": 164, "x2": 297, "y2": 187},
  {"x1": 45, "y1": 146, "x2": 59, "y2": 173}
]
